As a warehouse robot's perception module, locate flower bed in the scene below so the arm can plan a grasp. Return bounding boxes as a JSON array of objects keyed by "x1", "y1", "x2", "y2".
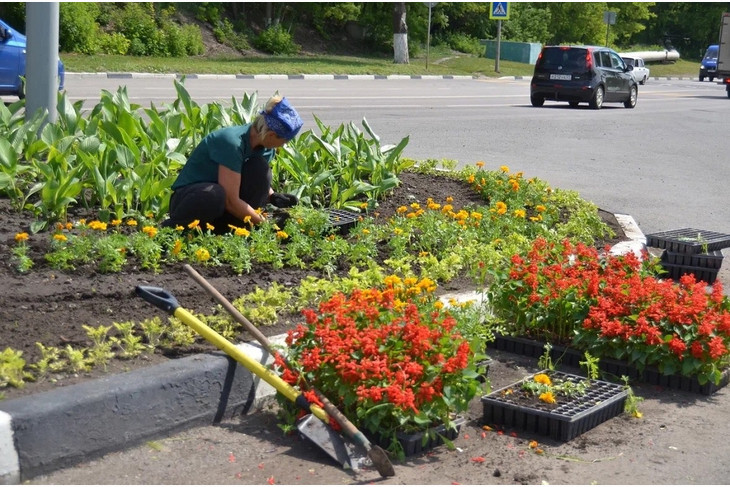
[
  {"x1": 481, "y1": 370, "x2": 628, "y2": 441},
  {"x1": 487, "y1": 237, "x2": 730, "y2": 393}
]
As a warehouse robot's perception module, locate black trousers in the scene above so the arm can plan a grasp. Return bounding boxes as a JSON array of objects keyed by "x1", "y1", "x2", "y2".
[{"x1": 163, "y1": 155, "x2": 272, "y2": 233}]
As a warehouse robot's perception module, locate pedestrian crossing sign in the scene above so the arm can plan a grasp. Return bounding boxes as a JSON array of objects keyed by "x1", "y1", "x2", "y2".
[{"x1": 489, "y1": 2, "x2": 509, "y2": 20}]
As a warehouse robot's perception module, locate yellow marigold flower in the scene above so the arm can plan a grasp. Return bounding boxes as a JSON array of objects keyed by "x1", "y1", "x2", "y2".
[
  {"x1": 410, "y1": 202, "x2": 421, "y2": 209},
  {"x1": 175, "y1": 225, "x2": 184, "y2": 231},
  {"x1": 539, "y1": 391, "x2": 556, "y2": 404},
  {"x1": 471, "y1": 211, "x2": 483, "y2": 220},
  {"x1": 393, "y1": 227, "x2": 403, "y2": 235},
  {"x1": 14, "y1": 232, "x2": 29, "y2": 242},
  {"x1": 195, "y1": 248, "x2": 210, "y2": 262},
  {"x1": 53, "y1": 234, "x2": 67, "y2": 242},
  {"x1": 89, "y1": 221, "x2": 108, "y2": 231},
  {"x1": 384, "y1": 275, "x2": 402, "y2": 287},
  {"x1": 406, "y1": 212, "x2": 417, "y2": 219},
  {"x1": 111, "y1": 219, "x2": 122, "y2": 226},
  {"x1": 428, "y1": 201, "x2": 441, "y2": 210},
  {"x1": 476, "y1": 161, "x2": 485, "y2": 168},
  {"x1": 536, "y1": 205, "x2": 546, "y2": 213},
  {"x1": 534, "y1": 374, "x2": 552, "y2": 385},
  {"x1": 500, "y1": 165, "x2": 510, "y2": 173},
  {"x1": 441, "y1": 204, "x2": 453, "y2": 213},
  {"x1": 434, "y1": 300, "x2": 444, "y2": 310},
  {"x1": 509, "y1": 179, "x2": 520, "y2": 191},
  {"x1": 206, "y1": 223, "x2": 215, "y2": 232},
  {"x1": 396, "y1": 206, "x2": 408, "y2": 214},
  {"x1": 359, "y1": 202, "x2": 368, "y2": 209},
  {"x1": 326, "y1": 234, "x2": 335, "y2": 241},
  {"x1": 467, "y1": 174, "x2": 475, "y2": 184},
  {"x1": 142, "y1": 225, "x2": 157, "y2": 238},
  {"x1": 514, "y1": 209, "x2": 526, "y2": 218},
  {"x1": 243, "y1": 215, "x2": 252, "y2": 224},
  {"x1": 361, "y1": 228, "x2": 370, "y2": 235},
  {"x1": 495, "y1": 202, "x2": 507, "y2": 215},
  {"x1": 78, "y1": 219, "x2": 87, "y2": 225},
  {"x1": 419, "y1": 251, "x2": 429, "y2": 257},
  {"x1": 516, "y1": 171, "x2": 524, "y2": 179},
  {"x1": 187, "y1": 219, "x2": 200, "y2": 230},
  {"x1": 446, "y1": 196, "x2": 453, "y2": 203},
  {"x1": 235, "y1": 227, "x2": 250, "y2": 237},
  {"x1": 276, "y1": 230, "x2": 288, "y2": 239},
  {"x1": 146, "y1": 212, "x2": 154, "y2": 219},
  {"x1": 172, "y1": 239, "x2": 182, "y2": 256},
  {"x1": 126, "y1": 219, "x2": 138, "y2": 227},
  {"x1": 530, "y1": 215, "x2": 543, "y2": 222}
]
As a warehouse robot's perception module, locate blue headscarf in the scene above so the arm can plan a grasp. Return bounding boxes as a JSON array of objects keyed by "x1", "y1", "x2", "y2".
[{"x1": 262, "y1": 97, "x2": 303, "y2": 140}]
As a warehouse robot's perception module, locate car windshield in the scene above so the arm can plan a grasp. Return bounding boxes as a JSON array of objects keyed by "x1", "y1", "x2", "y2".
[
  {"x1": 538, "y1": 48, "x2": 587, "y2": 70},
  {"x1": 704, "y1": 48, "x2": 717, "y2": 60}
]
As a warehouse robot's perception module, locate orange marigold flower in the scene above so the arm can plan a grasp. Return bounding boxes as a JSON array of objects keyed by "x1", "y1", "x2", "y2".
[
  {"x1": 534, "y1": 373, "x2": 552, "y2": 385},
  {"x1": 14, "y1": 232, "x2": 29, "y2": 242},
  {"x1": 187, "y1": 219, "x2": 200, "y2": 230},
  {"x1": 53, "y1": 234, "x2": 68, "y2": 242},
  {"x1": 476, "y1": 161, "x2": 485, "y2": 167},
  {"x1": 126, "y1": 219, "x2": 138, "y2": 227},
  {"x1": 142, "y1": 225, "x2": 157, "y2": 238},
  {"x1": 539, "y1": 391, "x2": 556, "y2": 404},
  {"x1": 500, "y1": 165, "x2": 510, "y2": 173}
]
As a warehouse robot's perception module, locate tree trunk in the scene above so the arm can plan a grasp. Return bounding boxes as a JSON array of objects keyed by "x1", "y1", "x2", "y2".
[{"x1": 393, "y1": 2, "x2": 409, "y2": 64}]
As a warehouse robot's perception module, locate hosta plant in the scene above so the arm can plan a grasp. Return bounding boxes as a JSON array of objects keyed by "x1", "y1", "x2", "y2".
[{"x1": 273, "y1": 283, "x2": 485, "y2": 459}]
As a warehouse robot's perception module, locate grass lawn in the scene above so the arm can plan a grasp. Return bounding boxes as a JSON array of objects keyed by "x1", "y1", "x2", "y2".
[{"x1": 61, "y1": 45, "x2": 699, "y2": 78}]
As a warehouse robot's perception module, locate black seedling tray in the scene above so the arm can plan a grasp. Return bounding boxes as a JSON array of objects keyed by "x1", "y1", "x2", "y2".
[
  {"x1": 659, "y1": 261, "x2": 720, "y2": 284},
  {"x1": 645, "y1": 228, "x2": 730, "y2": 254},
  {"x1": 326, "y1": 209, "x2": 359, "y2": 234},
  {"x1": 367, "y1": 416, "x2": 465, "y2": 457},
  {"x1": 662, "y1": 250, "x2": 724, "y2": 269},
  {"x1": 481, "y1": 370, "x2": 627, "y2": 442}
]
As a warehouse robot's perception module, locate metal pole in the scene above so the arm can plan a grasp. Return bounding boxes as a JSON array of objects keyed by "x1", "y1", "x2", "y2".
[
  {"x1": 426, "y1": 5, "x2": 432, "y2": 70},
  {"x1": 495, "y1": 20, "x2": 501, "y2": 73},
  {"x1": 26, "y1": 2, "x2": 59, "y2": 126},
  {"x1": 606, "y1": 23, "x2": 610, "y2": 46}
]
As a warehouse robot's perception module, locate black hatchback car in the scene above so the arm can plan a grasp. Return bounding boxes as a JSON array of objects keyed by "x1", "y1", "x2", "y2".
[{"x1": 530, "y1": 46, "x2": 638, "y2": 109}]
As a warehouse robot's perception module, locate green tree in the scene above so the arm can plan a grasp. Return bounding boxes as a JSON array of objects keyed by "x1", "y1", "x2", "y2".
[
  {"x1": 608, "y1": 2, "x2": 655, "y2": 48},
  {"x1": 545, "y1": 2, "x2": 607, "y2": 45}
]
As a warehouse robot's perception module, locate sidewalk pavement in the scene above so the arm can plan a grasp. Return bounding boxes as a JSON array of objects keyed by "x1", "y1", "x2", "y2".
[{"x1": 1, "y1": 215, "x2": 646, "y2": 484}]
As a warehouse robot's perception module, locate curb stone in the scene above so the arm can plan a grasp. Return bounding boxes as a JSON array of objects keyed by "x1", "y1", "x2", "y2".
[{"x1": 0, "y1": 216, "x2": 645, "y2": 483}]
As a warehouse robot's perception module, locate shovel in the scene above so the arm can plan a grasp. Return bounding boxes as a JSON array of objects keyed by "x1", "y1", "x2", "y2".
[
  {"x1": 181, "y1": 264, "x2": 395, "y2": 478},
  {"x1": 135, "y1": 285, "x2": 393, "y2": 477}
]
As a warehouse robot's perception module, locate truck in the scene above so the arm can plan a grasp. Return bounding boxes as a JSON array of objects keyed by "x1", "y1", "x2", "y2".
[{"x1": 718, "y1": 12, "x2": 730, "y2": 98}]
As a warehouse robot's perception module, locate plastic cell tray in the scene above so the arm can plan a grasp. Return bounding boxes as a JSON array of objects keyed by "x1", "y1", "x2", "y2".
[
  {"x1": 662, "y1": 249, "x2": 724, "y2": 269},
  {"x1": 368, "y1": 416, "x2": 466, "y2": 457},
  {"x1": 481, "y1": 370, "x2": 627, "y2": 442},
  {"x1": 326, "y1": 209, "x2": 359, "y2": 234},
  {"x1": 645, "y1": 228, "x2": 730, "y2": 254},
  {"x1": 659, "y1": 261, "x2": 720, "y2": 284}
]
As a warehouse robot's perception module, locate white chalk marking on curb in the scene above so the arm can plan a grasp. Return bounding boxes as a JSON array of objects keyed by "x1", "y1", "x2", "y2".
[
  {"x1": 236, "y1": 334, "x2": 289, "y2": 410},
  {"x1": 0, "y1": 411, "x2": 20, "y2": 485}
]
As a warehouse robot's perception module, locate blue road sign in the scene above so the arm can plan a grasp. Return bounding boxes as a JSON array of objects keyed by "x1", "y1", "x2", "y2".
[{"x1": 490, "y1": 2, "x2": 509, "y2": 20}]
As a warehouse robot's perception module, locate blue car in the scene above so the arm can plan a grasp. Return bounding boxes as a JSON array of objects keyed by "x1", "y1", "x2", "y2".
[
  {"x1": 0, "y1": 18, "x2": 65, "y2": 99},
  {"x1": 699, "y1": 44, "x2": 718, "y2": 82}
]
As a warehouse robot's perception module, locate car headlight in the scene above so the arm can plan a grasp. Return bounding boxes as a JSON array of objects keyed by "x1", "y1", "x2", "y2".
[{"x1": 701, "y1": 64, "x2": 706, "y2": 68}]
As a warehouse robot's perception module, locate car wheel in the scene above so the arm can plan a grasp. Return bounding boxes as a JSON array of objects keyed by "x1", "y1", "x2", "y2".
[
  {"x1": 709, "y1": 77, "x2": 715, "y2": 82},
  {"x1": 639, "y1": 76, "x2": 646, "y2": 85},
  {"x1": 18, "y1": 77, "x2": 26, "y2": 100},
  {"x1": 568, "y1": 101, "x2": 579, "y2": 108},
  {"x1": 624, "y1": 85, "x2": 637, "y2": 108},
  {"x1": 530, "y1": 95, "x2": 544, "y2": 107},
  {"x1": 589, "y1": 86, "x2": 604, "y2": 109},
  {"x1": 699, "y1": 75, "x2": 705, "y2": 82}
]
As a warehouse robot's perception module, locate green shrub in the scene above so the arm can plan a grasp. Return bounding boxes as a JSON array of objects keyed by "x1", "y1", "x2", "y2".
[
  {"x1": 59, "y1": 3, "x2": 100, "y2": 54},
  {"x1": 181, "y1": 24, "x2": 205, "y2": 55},
  {"x1": 97, "y1": 32, "x2": 131, "y2": 55},
  {"x1": 446, "y1": 33, "x2": 482, "y2": 55},
  {"x1": 254, "y1": 24, "x2": 300, "y2": 55},
  {"x1": 112, "y1": 3, "x2": 165, "y2": 56},
  {"x1": 213, "y1": 18, "x2": 250, "y2": 52}
]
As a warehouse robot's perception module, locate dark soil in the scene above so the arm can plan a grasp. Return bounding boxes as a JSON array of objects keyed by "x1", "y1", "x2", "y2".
[{"x1": 0, "y1": 171, "x2": 625, "y2": 401}]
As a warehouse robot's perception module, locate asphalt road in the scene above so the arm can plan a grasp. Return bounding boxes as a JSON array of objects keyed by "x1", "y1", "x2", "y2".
[{"x1": 64, "y1": 75, "x2": 730, "y2": 237}]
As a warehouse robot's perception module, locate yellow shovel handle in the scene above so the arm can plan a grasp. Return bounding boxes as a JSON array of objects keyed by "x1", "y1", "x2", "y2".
[{"x1": 172, "y1": 306, "x2": 329, "y2": 423}]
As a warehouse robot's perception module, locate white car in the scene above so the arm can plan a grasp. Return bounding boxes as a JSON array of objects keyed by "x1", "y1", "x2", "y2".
[{"x1": 621, "y1": 56, "x2": 650, "y2": 85}]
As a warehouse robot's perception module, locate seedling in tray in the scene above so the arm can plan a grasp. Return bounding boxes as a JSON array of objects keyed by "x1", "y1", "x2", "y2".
[{"x1": 326, "y1": 209, "x2": 360, "y2": 234}]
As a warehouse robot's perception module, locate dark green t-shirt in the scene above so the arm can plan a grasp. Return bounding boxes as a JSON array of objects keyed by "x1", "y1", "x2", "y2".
[{"x1": 171, "y1": 124, "x2": 275, "y2": 190}]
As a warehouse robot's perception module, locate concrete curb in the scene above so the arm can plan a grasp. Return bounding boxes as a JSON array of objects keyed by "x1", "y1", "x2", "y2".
[
  {"x1": 66, "y1": 72, "x2": 708, "y2": 82},
  {"x1": 0, "y1": 216, "x2": 646, "y2": 483},
  {"x1": 66, "y1": 72, "x2": 478, "y2": 80}
]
